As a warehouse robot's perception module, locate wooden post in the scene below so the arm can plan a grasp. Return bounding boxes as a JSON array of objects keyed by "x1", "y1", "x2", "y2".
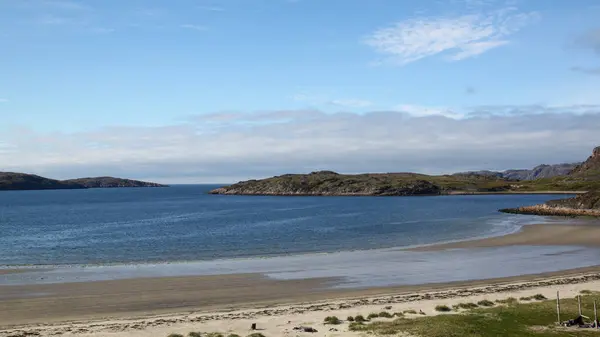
[
  {"x1": 556, "y1": 291, "x2": 561, "y2": 324},
  {"x1": 579, "y1": 295, "x2": 582, "y2": 316},
  {"x1": 594, "y1": 300, "x2": 598, "y2": 328}
]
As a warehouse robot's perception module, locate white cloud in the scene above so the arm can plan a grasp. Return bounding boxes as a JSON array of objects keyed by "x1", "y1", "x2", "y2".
[
  {"x1": 180, "y1": 24, "x2": 208, "y2": 31},
  {"x1": 328, "y1": 99, "x2": 373, "y2": 108},
  {"x1": 0, "y1": 98, "x2": 8, "y2": 103},
  {"x1": 364, "y1": 7, "x2": 539, "y2": 65},
  {"x1": 1, "y1": 106, "x2": 599, "y2": 183},
  {"x1": 395, "y1": 104, "x2": 466, "y2": 118}
]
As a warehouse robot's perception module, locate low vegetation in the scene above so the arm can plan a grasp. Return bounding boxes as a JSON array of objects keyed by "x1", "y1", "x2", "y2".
[
  {"x1": 378, "y1": 311, "x2": 394, "y2": 318},
  {"x1": 435, "y1": 305, "x2": 452, "y2": 312},
  {"x1": 354, "y1": 314, "x2": 367, "y2": 322},
  {"x1": 227, "y1": 334, "x2": 241, "y2": 337},
  {"x1": 323, "y1": 316, "x2": 341, "y2": 325},
  {"x1": 453, "y1": 302, "x2": 479, "y2": 310},
  {"x1": 346, "y1": 316, "x2": 354, "y2": 322},
  {"x1": 348, "y1": 293, "x2": 600, "y2": 337},
  {"x1": 495, "y1": 297, "x2": 519, "y2": 305},
  {"x1": 247, "y1": 334, "x2": 265, "y2": 337},
  {"x1": 188, "y1": 333, "x2": 202, "y2": 337},
  {"x1": 367, "y1": 313, "x2": 380, "y2": 319},
  {"x1": 477, "y1": 300, "x2": 495, "y2": 307},
  {"x1": 403, "y1": 309, "x2": 418, "y2": 314}
]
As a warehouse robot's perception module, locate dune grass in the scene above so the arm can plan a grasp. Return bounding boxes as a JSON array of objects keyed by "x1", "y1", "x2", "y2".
[
  {"x1": 323, "y1": 316, "x2": 341, "y2": 324},
  {"x1": 477, "y1": 300, "x2": 495, "y2": 307},
  {"x1": 349, "y1": 293, "x2": 600, "y2": 337},
  {"x1": 435, "y1": 305, "x2": 452, "y2": 312}
]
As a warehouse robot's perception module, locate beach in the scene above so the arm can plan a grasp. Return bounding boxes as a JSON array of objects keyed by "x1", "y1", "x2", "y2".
[
  {"x1": 410, "y1": 222, "x2": 600, "y2": 251},
  {"x1": 3, "y1": 268, "x2": 600, "y2": 337},
  {"x1": 2, "y1": 221, "x2": 600, "y2": 336}
]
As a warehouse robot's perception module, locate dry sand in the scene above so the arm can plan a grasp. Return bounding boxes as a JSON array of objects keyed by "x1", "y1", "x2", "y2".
[
  {"x1": 410, "y1": 222, "x2": 600, "y2": 251},
  {"x1": 3, "y1": 271, "x2": 600, "y2": 337}
]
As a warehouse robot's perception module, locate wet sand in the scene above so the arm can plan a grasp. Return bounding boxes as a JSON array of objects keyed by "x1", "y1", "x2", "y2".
[
  {"x1": 4, "y1": 266, "x2": 600, "y2": 329},
  {"x1": 410, "y1": 222, "x2": 600, "y2": 251}
]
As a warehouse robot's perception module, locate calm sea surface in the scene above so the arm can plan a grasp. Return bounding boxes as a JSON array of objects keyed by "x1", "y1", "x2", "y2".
[{"x1": 0, "y1": 185, "x2": 571, "y2": 266}]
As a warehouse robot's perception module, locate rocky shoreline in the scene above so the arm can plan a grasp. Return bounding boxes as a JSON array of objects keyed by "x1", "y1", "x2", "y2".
[{"x1": 499, "y1": 204, "x2": 600, "y2": 217}]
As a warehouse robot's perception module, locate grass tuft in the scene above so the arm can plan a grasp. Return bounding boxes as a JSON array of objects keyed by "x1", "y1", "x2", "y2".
[
  {"x1": 581, "y1": 290, "x2": 594, "y2": 295},
  {"x1": 495, "y1": 297, "x2": 518, "y2": 305},
  {"x1": 346, "y1": 316, "x2": 354, "y2": 322},
  {"x1": 477, "y1": 299, "x2": 495, "y2": 307},
  {"x1": 532, "y1": 294, "x2": 547, "y2": 300},
  {"x1": 393, "y1": 312, "x2": 404, "y2": 317},
  {"x1": 367, "y1": 313, "x2": 380, "y2": 319},
  {"x1": 354, "y1": 315, "x2": 367, "y2": 322},
  {"x1": 247, "y1": 334, "x2": 265, "y2": 337},
  {"x1": 227, "y1": 335, "x2": 241, "y2": 337},
  {"x1": 188, "y1": 333, "x2": 202, "y2": 337},
  {"x1": 324, "y1": 316, "x2": 341, "y2": 325},
  {"x1": 348, "y1": 322, "x2": 366, "y2": 332},
  {"x1": 403, "y1": 309, "x2": 418, "y2": 314},
  {"x1": 378, "y1": 311, "x2": 394, "y2": 318},
  {"x1": 435, "y1": 305, "x2": 452, "y2": 312},
  {"x1": 168, "y1": 334, "x2": 184, "y2": 337}
]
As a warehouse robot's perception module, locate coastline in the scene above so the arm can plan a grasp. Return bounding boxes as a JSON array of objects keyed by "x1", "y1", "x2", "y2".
[
  {"x1": 3, "y1": 267, "x2": 600, "y2": 335},
  {"x1": 409, "y1": 222, "x2": 600, "y2": 251}
]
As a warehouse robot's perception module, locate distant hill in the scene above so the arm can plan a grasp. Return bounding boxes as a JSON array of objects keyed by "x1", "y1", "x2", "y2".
[
  {"x1": 62, "y1": 177, "x2": 167, "y2": 188},
  {"x1": 455, "y1": 163, "x2": 579, "y2": 181},
  {"x1": 0, "y1": 172, "x2": 86, "y2": 191},
  {"x1": 0, "y1": 173, "x2": 167, "y2": 191}
]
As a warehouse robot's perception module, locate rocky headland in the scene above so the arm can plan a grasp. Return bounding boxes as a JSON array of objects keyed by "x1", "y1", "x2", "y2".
[{"x1": 0, "y1": 172, "x2": 167, "y2": 191}]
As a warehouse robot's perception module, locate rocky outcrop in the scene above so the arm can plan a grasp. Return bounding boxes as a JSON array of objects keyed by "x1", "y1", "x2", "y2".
[
  {"x1": 62, "y1": 177, "x2": 167, "y2": 188},
  {"x1": 500, "y1": 189, "x2": 600, "y2": 217},
  {"x1": 570, "y1": 146, "x2": 600, "y2": 177}
]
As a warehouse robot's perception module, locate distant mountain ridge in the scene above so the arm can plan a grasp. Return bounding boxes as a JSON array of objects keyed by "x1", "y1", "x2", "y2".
[
  {"x1": 0, "y1": 172, "x2": 167, "y2": 191},
  {"x1": 455, "y1": 163, "x2": 580, "y2": 181}
]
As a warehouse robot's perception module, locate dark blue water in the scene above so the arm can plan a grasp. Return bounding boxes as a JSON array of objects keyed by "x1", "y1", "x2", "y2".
[{"x1": 0, "y1": 185, "x2": 569, "y2": 266}]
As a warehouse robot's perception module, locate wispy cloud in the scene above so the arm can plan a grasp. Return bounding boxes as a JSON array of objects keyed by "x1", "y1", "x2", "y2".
[
  {"x1": 395, "y1": 104, "x2": 466, "y2": 119},
  {"x1": 197, "y1": 6, "x2": 225, "y2": 12},
  {"x1": 328, "y1": 99, "x2": 373, "y2": 108},
  {"x1": 571, "y1": 28, "x2": 600, "y2": 75},
  {"x1": 39, "y1": 1, "x2": 91, "y2": 11},
  {"x1": 293, "y1": 93, "x2": 373, "y2": 109},
  {"x1": 571, "y1": 66, "x2": 600, "y2": 76},
  {"x1": 364, "y1": 6, "x2": 539, "y2": 65},
  {"x1": 180, "y1": 24, "x2": 208, "y2": 32},
  {"x1": 0, "y1": 99, "x2": 8, "y2": 103}
]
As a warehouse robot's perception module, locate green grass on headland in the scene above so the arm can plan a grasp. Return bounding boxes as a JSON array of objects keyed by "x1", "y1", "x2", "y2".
[{"x1": 350, "y1": 293, "x2": 600, "y2": 337}]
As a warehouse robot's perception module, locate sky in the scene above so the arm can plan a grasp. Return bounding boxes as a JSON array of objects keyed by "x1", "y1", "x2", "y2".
[{"x1": 0, "y1": 0, "x2": 599, "y2": 183}]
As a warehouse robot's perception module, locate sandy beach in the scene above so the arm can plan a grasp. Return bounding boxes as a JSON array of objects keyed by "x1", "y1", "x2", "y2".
[
  {"x1": 3, "y1": 221, "x2": 600, "y2": 336},
  {"x1": 3, "y1": 269, "x2": 600, "y2": 337},
  {"x1": 410, "y1": 222, "x2": 600, "y2": 251}
]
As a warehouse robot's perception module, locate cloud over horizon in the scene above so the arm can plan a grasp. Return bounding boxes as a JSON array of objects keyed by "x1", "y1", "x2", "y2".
[{"x1": 1, "y1": 106, "x2": 598, "y2": 183}]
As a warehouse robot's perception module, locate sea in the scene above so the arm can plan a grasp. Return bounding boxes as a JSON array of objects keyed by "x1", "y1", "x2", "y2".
[{"x1": 1, "y1": 185, "x2": 599, "y2": 288}]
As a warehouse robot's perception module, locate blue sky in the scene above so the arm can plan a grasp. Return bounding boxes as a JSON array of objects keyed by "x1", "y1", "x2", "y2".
[{"x1": 1, "y1": 0, "x2": 600, "y2": 182}]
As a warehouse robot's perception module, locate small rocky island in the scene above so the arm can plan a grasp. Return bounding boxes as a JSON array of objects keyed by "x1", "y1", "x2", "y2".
[{"x1": 0, "y1": 172, "x2": 167, "y2": 191}]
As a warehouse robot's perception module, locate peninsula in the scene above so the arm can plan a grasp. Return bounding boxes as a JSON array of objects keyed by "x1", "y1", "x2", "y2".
[
  {"x1": 0, "y1": 172, "x2": 167, "y2": 191},
  {"x1": 210, "y1": 146, "x2": 600, "y2": 197}
]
